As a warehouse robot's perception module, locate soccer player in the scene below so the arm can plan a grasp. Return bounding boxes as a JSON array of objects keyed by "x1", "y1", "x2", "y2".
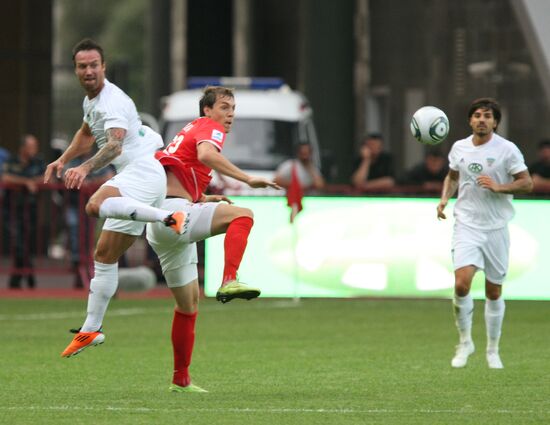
[
  {"x1": 44, "y1": 39, "x2": 188, "y2": 358},
  {"x1": 437, "y1": 97, "x2": 533, "y2": 369},
  {"x1": 146, "y1": 86, "x2": 280, "y2": 392}
]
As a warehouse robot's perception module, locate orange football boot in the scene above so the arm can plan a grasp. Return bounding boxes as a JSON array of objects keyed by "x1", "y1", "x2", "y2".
[
  {"x1": 163, "y1": 211, "x2": 189, "y2": 235},
  {"x1": 61, "y1": 329, "x2": 105, "y2": 358}
]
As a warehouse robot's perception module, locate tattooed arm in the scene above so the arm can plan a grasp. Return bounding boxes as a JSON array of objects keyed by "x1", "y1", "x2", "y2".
[
  {"x1": 81, "y1": 128, "x2": 126, "y2": 173},
  {"x1": 63, "y1": 127, "x2": 126, "y2": 190}
]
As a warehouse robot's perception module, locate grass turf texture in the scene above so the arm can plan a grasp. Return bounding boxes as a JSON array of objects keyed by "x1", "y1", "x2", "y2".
[{"x1": 0, "y1": 297, "x2": 549, "y2": 424}]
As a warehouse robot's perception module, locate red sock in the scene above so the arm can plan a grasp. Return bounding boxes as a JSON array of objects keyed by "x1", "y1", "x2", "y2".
[
  {"x1": 222, "y1": 216, "x2": 253, "y2": 284},
  {"x1": 171, "y1": 309, "x2": 197, "y2": 387}
]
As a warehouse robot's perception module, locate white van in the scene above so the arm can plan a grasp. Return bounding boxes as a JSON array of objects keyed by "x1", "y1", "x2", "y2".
[{"x1": 160, "y1": 77, "x2": 321, "y2": 195}]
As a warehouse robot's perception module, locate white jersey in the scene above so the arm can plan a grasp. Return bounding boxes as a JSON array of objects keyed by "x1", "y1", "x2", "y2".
[
  {"x1": 449, "y1": 133, "x2": 527, "y2": 230},
  {"x1": 82, "y1": 79, "x2": 162, "y2": 172}
]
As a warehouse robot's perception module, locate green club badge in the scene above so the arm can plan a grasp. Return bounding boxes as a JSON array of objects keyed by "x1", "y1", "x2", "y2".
[{"x1": 468, "y1": 163, "x2": 483, "y2": 173}]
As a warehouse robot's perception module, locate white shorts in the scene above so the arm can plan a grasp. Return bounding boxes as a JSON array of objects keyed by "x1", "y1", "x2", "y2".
[
  {"x1": 452, "y1": 222, "x2": 510, "y2": 284},
  {"x1": 102, "y1": 158, "x2": 167, "y2": 236},
  {"x1": 146, "y1": 198, "x2": 220, "y2": 288}
]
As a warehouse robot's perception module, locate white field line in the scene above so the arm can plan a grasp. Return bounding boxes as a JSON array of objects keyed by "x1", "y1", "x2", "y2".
[
  {"x1": 0, "y1": 405, "x2": 547, "y2": 415},
  {"x1": 0, "y1": 300, "x2": 299, "y2": 321}
]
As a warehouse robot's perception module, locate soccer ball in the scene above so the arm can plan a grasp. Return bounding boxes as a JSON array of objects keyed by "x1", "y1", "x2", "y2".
[{"x1": 410, "y1": 106, "x2": 450, "y2": 145}]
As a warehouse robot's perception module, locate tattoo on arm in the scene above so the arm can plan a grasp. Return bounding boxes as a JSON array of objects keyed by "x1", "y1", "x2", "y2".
[{"x1": 81, "y1": 128, "x2": 125, "y2": 172}]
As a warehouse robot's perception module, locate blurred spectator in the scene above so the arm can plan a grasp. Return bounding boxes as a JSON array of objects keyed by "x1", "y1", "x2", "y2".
[
  {"x1": 0, "y1": 146, "x2": 9, "y2": 175},
  {"x1": 2, "y1": 134, "x2": 46, "y2": 289},
  {"x1": 529, "y1": 139, "x2": 550, "y2": 193},
  {"x1": 274, "y1": 143, "x2": 325, "y2": 191},
  {"x1": 0, "y1": 144, "x2": 9, "y2": 251},
  {"x1": 403, "y1": 148, "x2": 448, "y2": 192},
  {"x1": 351, "y1": 133, "x2": 395, "y2": 191}
]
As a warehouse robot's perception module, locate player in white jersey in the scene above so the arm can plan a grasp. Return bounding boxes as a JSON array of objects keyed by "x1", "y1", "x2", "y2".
[
  {"x1": 44, "y1": 39, "x2": 188, "y2": 358},
  {"x1": 437, "y1": 98, "x2": 533, "y2": 369}
]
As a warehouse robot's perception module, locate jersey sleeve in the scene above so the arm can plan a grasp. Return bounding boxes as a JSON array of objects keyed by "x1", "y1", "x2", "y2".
[
  {"x1": 507, "y1": 143, "x2": 528, "y2": 175},
  {"x1": 448, "y1": 144, "x2": 459, "y2": 171},
  {"x1": 102, "y1": 94, "x2": 130, "y2": 131},
  {"x1": 194, "y1": 121, "x2": 226, "y2": 151}
]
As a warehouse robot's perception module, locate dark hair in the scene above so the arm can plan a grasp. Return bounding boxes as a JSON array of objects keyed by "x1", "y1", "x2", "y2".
[
  {"x1": 199, "y1": 86, "x2": 234, "y2": 117},
  {"x1": 363, "y1": 132, "x2": 383, "y2": 142},
  {"x1": 468, "y1": 97, "x2": 501, "y2": 127},
  {"x1": 425, "y1": 147, "x2": 444, "y2": 158},
  {"x1": 72, "y1": 38, "x2": 105, "y2": 66}
]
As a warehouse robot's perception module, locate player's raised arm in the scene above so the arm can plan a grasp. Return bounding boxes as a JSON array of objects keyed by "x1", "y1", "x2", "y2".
[{"x1": 197, "y1": 142, "x2": 281, "y2": 189}]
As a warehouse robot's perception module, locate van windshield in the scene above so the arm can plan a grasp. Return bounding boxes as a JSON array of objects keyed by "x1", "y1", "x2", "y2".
[{"x1": 163, "y1": 118, "x2": 306, "y2": 170}]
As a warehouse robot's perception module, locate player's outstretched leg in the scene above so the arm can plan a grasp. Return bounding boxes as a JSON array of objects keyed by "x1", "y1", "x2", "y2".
[
  {"x1": 98, "y1": 197, "x2": 189, "y2": 235},
  {"x1": 215, "y1": 216, "x2": 260, "y2": 303}
]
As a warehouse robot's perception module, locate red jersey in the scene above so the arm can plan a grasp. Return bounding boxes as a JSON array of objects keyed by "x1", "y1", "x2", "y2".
[{"x1": 155, "y1": 117, "x2": 226, "y2": 201}]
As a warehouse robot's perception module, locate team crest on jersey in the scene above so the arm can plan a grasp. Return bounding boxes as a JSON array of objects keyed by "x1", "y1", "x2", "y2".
[
  {"x1": 486, "y1": 157, "x2": 495, "y2": 167},
  {"x1": 211, "y1": 129, "x2": 224, "y2": 142},
  {"x1": 468, "y1": 163, "x2": 483, "y2": 173}
]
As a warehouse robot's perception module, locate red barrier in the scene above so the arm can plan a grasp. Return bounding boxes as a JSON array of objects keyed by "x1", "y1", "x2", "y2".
[{"x1": 0, "y1": 182, "x2": 97, "y2": 289}]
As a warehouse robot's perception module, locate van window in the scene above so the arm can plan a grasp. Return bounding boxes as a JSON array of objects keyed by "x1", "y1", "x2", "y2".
[{"x1": 163, "y1": 118, "x2": 309, "y2": 171}]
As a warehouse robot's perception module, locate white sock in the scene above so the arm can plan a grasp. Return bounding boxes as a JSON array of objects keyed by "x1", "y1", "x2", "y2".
[
  {"x1": 99, "y1": 197, "x2": 170, "y2": 222},
  {"x1": 485, "y1": 297, "x2": 505, "y2": 352},
  {"x1": 81, "y1": 262, "x2": 118, "y2": 332},
  {"x1": 453, "y1": 294, "x2": 474, "y2": 343}
]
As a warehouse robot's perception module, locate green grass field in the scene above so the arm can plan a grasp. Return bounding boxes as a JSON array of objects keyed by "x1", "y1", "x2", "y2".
[{"x1": 1, "y1": 296, "x2": 549, "y2": 424}]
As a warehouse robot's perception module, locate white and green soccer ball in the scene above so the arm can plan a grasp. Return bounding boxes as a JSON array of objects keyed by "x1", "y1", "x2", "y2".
[{"x1": 410, "y1": 106, "x2": 450, "y2": 145}]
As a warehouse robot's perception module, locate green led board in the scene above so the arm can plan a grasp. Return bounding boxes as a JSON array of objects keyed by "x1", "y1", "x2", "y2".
[{"x1": 205, "y1": 197, "x2": 550, "y2": 299}]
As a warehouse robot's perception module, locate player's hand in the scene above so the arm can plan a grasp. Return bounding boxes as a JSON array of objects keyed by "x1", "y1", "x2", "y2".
[
  {"x1": 44, "y1": 159, "x2": 65, "y2": 183},
  {"x1": 247, "y1": 176, "x2": 282, "y2": 190},
  {"x1": 437, "y1": 200, "x2": 447, "y2": 220},
  {"x1": 64, "y1": 165, "x2": 89, "y2": 190},
  {"x1": 201, "y1": 194, "x2": 233, "y2": 204},
  {"x1": 477, "y1": 175, "x2": 500, "y2": 192}
]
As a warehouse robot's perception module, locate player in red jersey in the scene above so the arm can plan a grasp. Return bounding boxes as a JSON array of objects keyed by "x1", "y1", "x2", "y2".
[{"x1": 146, "y1": 86, "x2": 280, "y2": 392}]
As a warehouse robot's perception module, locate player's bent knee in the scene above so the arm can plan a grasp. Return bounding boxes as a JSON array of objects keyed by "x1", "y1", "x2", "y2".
[
  {"x1": 240, "y1": 207, "x2": 254, "y2": 220},
  {"x1": 85, "y1": 200, "x2": 101, "y2": 217},
  {"x1": 454, "y1": 282, "x2": 470, "y2": 297},
  {"x1": 485, "y1": 284, "x2": 502, "y2": 300},
  {"x1": 168, "y1": 268, "x2": 199, "y2": 314},
  {"x1": 225, "y1": 205, "x2": 253, "y2": 222}
]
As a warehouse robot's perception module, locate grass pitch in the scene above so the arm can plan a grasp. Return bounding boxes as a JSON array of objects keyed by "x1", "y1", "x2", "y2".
[{"x1": 0, "y1": 296, "x2": 549, "y2": 424}]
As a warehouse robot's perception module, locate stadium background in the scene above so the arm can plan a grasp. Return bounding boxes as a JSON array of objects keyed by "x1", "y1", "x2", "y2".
[
  {"x1": 2, "y1": 0, "x2": 550, "y2": 181},
  {"x1": 2, "y1": 2, "x2": 550, "y2": 423}
]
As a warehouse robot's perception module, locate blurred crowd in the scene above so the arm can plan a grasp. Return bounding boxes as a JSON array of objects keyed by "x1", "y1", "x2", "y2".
[
  {"x1": 1, "y1": 132, "x2": 549, "y2": 290},
  {"x1": 270, "y1": 133, "x2": 550, "y2": 196}
]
